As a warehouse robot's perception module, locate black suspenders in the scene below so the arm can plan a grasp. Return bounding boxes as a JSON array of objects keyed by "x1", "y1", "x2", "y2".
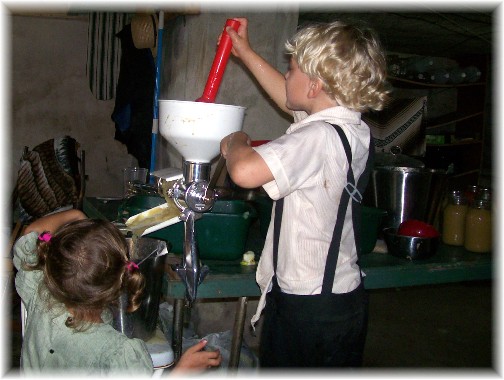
[
  {"x1": 272, "y1": 198, "x2": 284, "y2": 274},
  {"x1": 272, "y1": 124, "x2": 374, "y2": 294}
]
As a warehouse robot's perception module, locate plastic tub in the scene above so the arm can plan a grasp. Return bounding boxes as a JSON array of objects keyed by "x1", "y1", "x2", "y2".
[
  {"x1": 119, "y1": 195, "x2": 257, "y2": 260},
  {"x1": 252, "y1": 195, "x2": 273, "y2": 238},
  {"x1": 248, "y1": 199, "x2": 385, "y2": 254},
  {"x1": 360, "y1": 206, "x2": 387, "y2": 254}
]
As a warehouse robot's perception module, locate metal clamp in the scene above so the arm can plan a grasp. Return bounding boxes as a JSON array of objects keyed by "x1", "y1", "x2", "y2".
[{"x1": 345, "y1": 182, "x2": 363, "y2": 203}]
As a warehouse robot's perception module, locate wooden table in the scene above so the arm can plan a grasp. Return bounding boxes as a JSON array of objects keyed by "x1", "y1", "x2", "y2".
[{"x1": 84, "y1": 197, "x2": 492, "y2": 367}]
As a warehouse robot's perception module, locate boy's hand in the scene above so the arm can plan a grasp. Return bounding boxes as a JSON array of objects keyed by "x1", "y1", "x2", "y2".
[
  {"x1": 220, "y1": 131, "x2": 251, "y2": 159},
  {"x1": 222, "y1": 17, "x2": 250, "y2": 59}
]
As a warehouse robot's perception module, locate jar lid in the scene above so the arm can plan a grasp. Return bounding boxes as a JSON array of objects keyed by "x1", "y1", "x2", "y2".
[
  {"x1": 471, "y1": 198, "x2": 491, "y2": 209},
  {"x1": 448, "y1": 190, "x2": 467, "y2": 205},
  {"x1": 375, "y1": 146, "x2": 425, "y2": 169},
  {"x1": 476, "y1": 187, "x2": 492, "y2": 201}
]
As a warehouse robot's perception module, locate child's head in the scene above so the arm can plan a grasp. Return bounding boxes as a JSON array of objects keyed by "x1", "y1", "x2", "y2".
[
  {"x1": 285, "y1": 20, "x2": 390, "y2": 112},
  {"x1": 35, "y1": 219, "x2": 144, "y2": 330}
]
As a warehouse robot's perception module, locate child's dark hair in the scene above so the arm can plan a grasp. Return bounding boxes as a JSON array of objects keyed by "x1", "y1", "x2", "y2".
[{"x1": 33, "y1": 219, "x2": 145, "y2": 331}]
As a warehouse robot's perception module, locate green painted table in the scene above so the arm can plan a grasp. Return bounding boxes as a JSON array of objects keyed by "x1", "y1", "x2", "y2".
[
  {"x1": 84, "y1": 197, "x2": 492, "y2": 366},
  {"x1": 162, "y1": 244, "x2": 492, "y2": 297},
  {"x1": 84, "y1": 197, "x2": 492, "y2": 294}
]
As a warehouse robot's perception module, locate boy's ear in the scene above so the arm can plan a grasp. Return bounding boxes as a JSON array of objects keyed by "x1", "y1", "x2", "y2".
[{"x1": 308, "y1": 79, "x2": 323, "y2": 98}]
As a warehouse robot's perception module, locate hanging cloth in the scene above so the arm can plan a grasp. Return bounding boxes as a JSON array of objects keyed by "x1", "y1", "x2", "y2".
[
  {"x1": 86, "y1": 12, "x2": 129, "y2": 100},
  {"x1": 111, "y1": 23, "x2": 156, "y2": 169}
]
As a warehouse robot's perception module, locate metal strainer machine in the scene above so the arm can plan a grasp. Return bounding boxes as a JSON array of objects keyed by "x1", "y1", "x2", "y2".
[
  {"x1": 118, "y1": 19, "x2": 245, "y2": 364},
  {"x1": 120, "y1": 19, "x2": 245, "y2": 305},
  {"x1": 153, "y1": 100, "x2": 245, "y2": 303},
  {"x1": 145, "y1": 19, "x2": 245, "y2": 305}
]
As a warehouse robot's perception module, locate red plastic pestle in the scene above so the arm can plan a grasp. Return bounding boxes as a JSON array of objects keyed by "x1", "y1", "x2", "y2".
[{"x1": 196, "y1": 19, "x2": 241, "y2": 103}]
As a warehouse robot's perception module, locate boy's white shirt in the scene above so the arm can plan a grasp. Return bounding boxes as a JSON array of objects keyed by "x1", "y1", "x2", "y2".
[{"x1": 251, "y1": 106, "x2": 370, "y2": 328}]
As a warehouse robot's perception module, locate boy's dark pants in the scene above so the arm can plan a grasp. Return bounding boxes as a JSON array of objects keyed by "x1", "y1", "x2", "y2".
[{"x1": 259, "y1": 282, "x2": 368, "y2": 367}]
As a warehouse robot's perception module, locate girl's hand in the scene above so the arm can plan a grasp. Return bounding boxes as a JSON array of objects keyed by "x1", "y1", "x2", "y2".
[
  {"x1": 23, "y1": 209, "x2": 87, "y2": 236},
  {"x1": 171, "y1": 340, "x2": 222, "y2": 374}
]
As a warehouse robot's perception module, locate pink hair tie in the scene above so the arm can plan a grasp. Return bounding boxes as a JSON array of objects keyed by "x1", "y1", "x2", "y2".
[
  {"x1": 38, "y1": 232, "x2": 52, "y2": 242},
  {"x1": 125, "y1": 261, "x2": 139, "y2": 272}
]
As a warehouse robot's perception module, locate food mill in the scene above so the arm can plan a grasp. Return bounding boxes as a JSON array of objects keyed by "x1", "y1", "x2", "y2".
[{"x1": 153, "y1": 100, "x2": 245, "y2": 303}]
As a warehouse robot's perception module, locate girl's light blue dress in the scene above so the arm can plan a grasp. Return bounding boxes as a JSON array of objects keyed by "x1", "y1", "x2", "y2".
[{"x1": 13, "y1": 232, "x2": 154, "y2": 376}]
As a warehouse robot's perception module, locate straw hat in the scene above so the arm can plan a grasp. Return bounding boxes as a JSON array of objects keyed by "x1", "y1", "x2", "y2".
[{"x1": 131, "y1": 13, "x2": 158, "y2": 57}]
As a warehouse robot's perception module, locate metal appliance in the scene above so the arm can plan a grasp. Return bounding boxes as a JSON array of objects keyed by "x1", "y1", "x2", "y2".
[
  {"x1": 153, "y1": 100, "x2": 245, "y2": 304},
  {"x1": 147, "y1": 19, "x2": 244, "y2": 304}
]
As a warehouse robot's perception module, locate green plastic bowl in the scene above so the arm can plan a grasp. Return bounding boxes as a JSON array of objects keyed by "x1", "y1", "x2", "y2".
[
  {"x1": 252, "y1": 195, "x2": 273, "y2": 238},
  {"x1": 247, "y1": 198, "x2": 385, "y2": 254},
  {"x1": 118, "y1": 195, "x2": 257, "y2": 261},
  {"x1": 360, "y1": 206, "x2": 387, "y2": 254}
]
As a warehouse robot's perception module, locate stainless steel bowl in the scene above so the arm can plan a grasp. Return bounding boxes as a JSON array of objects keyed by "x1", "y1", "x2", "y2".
[{"x1": 383, "y1": 227, "x2": 439, "y2": 260}]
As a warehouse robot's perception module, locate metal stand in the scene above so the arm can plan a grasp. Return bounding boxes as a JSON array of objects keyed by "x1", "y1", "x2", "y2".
[
  {"x1": 173, "y1": 209, "x2": 209, "y2": 304},
  {"x1": 171, "y1": 296, "x2": 249, "y2": 369},
  {"x1": 156, "y1": 159, "x2": 248, "y2": 367},
  {"x1": 161, "y1": 161, "x2": 215, "y2": 304},
  {"x1": 172, "y1": 298, "x2": 185, "y2": 362},
  {"x1": 229, "y1": 296, "x2": 248, "y2": 368}
]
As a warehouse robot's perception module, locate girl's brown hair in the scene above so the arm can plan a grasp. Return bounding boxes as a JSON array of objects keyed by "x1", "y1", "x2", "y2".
[{"x1": 33, "y1": 219, "x2": 144, "y2": 331}]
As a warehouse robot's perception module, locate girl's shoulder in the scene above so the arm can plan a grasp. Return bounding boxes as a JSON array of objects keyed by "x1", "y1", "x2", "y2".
[
  {"x1": 13, "y1": 231, "x2": 39, "y2": 268},
  {"x1": 85, "y1": 324, "x2": 154, "y2": 374}
]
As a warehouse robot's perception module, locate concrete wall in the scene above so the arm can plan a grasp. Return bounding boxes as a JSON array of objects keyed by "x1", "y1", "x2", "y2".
[
  {"x1": 10, "y1": 10, "x2": 298, "y2": 202},
  {"x1": 10, "y1": 15, "x2": 133, "y2": 199},
  {"x1": 154, "y1": 10, "x2": 298, "y2": 170}
]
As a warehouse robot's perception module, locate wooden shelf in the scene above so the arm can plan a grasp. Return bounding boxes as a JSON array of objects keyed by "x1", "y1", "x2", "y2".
[
  {"x1": 388, "y1": 76, "x2": 486, "y2": 88},
  {"x1": 449, "y1": 169, "x2": 481, "y2": 179},
  {"x1": 426, "y1": 139, "x2": 482, "y2": 148},
  {"x1": 425, "y1": 110, "x2": 484, "y2": 131},
  {"x1": 386, "y1": 53, "x2": 489, "y2": 189}
]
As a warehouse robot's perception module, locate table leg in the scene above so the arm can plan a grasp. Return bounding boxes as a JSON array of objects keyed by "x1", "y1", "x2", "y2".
[
  {"x1": 172, "y1": 298, "x2": 185, "y2": 362},
  {"x1": 228, "y1": 296, "x2": 248, "y2": 369}
]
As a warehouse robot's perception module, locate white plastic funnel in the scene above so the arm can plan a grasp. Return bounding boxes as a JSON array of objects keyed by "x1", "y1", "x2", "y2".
[{"x1": 159, "y1": 100, "x2": 245, "y2": 163}]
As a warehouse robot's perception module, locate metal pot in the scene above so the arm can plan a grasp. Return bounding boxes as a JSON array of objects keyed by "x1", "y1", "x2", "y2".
[
  {"x1": 383, "y1": 227, "x2": 439, "y2": 260},
  {"x1": 111, "y1": 237, "x2": 167, "y2": 341},
  {"x1": 363, "y1": 150, "x2": 447, "y2": 228}
]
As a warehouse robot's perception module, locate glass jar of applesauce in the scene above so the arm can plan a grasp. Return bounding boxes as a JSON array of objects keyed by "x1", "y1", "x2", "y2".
[
  {"x1": 442, "y1": 191, "x2": 468, "y2": 246},
  {"x1": 476, "y1": 187, "x2": 492, "y2": 203},
  {"x1": 464, "y1": 185, "x2": 479, "y2": 205},
  {"x1": 464, "y1": 199, "x2": 492, "y2": 253}
]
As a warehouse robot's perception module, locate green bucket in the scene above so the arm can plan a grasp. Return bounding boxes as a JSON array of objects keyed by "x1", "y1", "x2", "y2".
[
  {"x1": 118, "y1": 195, "x2": 257, "y2": 261},
  {"x1": 360, "y1": 206, "x2": 387, "y2": 254}
]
